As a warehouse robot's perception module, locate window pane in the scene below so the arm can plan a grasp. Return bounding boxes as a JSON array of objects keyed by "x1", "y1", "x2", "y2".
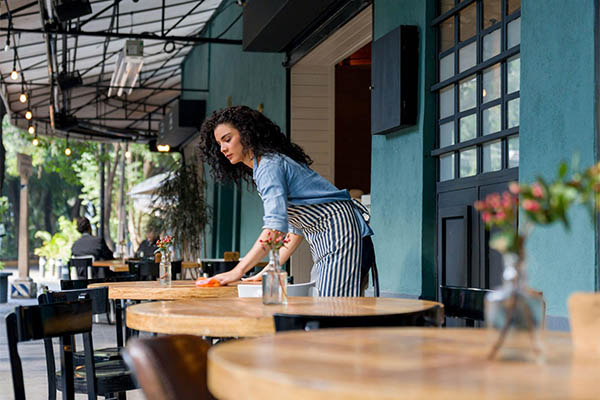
[
  {"x1": 459, "y1": 3, "x2": 476, "y2": 42},
  {"x1": 440, "y1": 53, "x2": 454, "y2": 81},
  {"x1": 483, "y1": 29, "x2": 501, "y2": 61},
  {"x1": 440, "y1": 18, "x2": 455, "y2": 52},
  {"x1": 459, "y1": 75, "x2": 476, "y2": 112},
  {"x1": 483, "y1": 140, "x2": 502, "y2": 172},
  {"x1": 508, "y1": 97, "x2": 520, "y2": 128},
  {"x1": 507, "y1": 0, "x2": 520, "y2": 15},
  {"x1": 507, "y1": 17, "x2": 521, "y2": 48},
  {"x1": 440, "y1": 85, "x2": 455, "y2": 119},
  {"x1": 459, "y1": 42, "x2": 476, "y2": 72},
  {"x1": 508, "y1": 135, "x2": 519, "y2": 168},
  {"x1": 439, "y1": 121, "x2": 454, "y2": 148},
  {"x1": 440, "y1": 0, "x2": 454, "y2": 15},
  {"x1": 507, "y1": 54, "x2": 520, "y2": 94},
  {"x1": 440, "y1": 153, "x2": 455, "y2": 181},
  {"x1": 482, "y1": 105, "x2": 501, "y2": 135},
  {"x1": 460, "y1": 114, "x2": 476, "y2": 142},
  {"x1": 460, "y1": 147, "x2": 477, "y2": 177},
  {"x1": 483, "y1": 0, "x2": 501, "y2": 29},
  {"x1": 482, "y1": 63, "x2": 501, "y2": 103}
]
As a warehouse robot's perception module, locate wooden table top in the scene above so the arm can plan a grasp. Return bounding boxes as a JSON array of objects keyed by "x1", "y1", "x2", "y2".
[
  {"x1": 208, "y1": 327, "x2": 597, "y2": 400},
  {"x1": 88, "y1": 280, "x2": 239, "y2": 300},
  {"x1": 91, "y1": 259, "x2": 129, "y2": 273},
  {"x1": 125, "y1": 297, "x2": 442, "y2": 337}
]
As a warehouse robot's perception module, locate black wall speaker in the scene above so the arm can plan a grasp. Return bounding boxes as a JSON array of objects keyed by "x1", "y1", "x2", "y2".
[
  {"x1": 52, "y1": 0, "x2": 92, "y2": 23},
  {"x1": 371, "y1": 25, "x2": 419, "y2": 135}
]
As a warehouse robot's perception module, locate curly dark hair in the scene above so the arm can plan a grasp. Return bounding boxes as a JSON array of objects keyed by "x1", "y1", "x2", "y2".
[{"x1": 198, "y1": 105, "x2": 312, "y2": 184}]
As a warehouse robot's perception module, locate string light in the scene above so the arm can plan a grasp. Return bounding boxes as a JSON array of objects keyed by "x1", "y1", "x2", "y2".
[
  {"x1": 65, "y1": 134, "x2": 71, "y2": 156},
  {"x1": 157, "y1": 144, "x2": 170, "y2": 152},
  {"x1": 32, "y1": 135, "x2": 39, "y2": 146},
  {"x1": 19, "y1": 92, "x2": 27, "y2": 103},
  {"x1": 28, "y1": 124, "x2": 35, "y2": 135},
  {"x1": 25, "y1": 110, "x2": 32, "y2": 120},
  {"x1": 10, "y1": 48, "x2": 18, "y2": 80}
]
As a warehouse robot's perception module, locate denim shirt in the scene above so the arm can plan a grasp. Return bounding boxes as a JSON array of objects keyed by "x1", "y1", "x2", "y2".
[{"x1": 253, "y1": 153, "x2": 373, "y2": 237}]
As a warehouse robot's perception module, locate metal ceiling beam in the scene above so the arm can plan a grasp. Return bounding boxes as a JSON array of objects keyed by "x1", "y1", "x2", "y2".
[
  {"x1": 3, "y1": 81, "x2": 206, "y2": 92},
  {"x1": 0, "y1": 2, "x2": 38, "y2": 20},
  {"x1": 0, "y1": 26, "x2": 242, "y2": 45}
]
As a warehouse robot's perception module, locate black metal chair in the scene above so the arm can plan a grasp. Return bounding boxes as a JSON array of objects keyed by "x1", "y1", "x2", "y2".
[
  {"x1": 39, "y1": 287, "x2": 125, "y2": 361},
  {"x1": 69, "y1": 255, "x2": 94, "y2": 279},
  {"x1": 440, "y1": 285, "x2": 492, "y2": 327},
  {"x1": 129, "y1": 260, "x2": 159, "y2": 280},
  {"x1": 60, "y1": 275, "x2": 138, "y2": 290},
  {"x1": 273, "y1": 306, "x2": 444, "y2": 332},
  {"x1": 6, "y1": 298, "x2": 136, "y2": 400}
]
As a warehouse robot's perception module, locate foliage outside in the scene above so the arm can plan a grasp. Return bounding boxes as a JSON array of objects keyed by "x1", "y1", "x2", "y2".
[
  {"x1": 0, "y1": 114, "x2": 180, "y2": 266},
  {"x1": 475, "y1": 160, "x2": 600, "y2": 270},
  {"x1": 33, "y1": 216, "x2": 81, "y2": 273},
  {"x1": 151, "y1": 160, "x2": 210, "y2": 261}
]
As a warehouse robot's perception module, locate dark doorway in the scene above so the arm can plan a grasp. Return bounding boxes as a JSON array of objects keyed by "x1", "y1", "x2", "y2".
[{"x1": 334, "y1": 42, "x2": 372, "y2": 196}]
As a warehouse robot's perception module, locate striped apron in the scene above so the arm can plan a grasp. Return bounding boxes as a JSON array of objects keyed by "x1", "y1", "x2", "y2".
[{"x1": 287, "y1": 200, "x2": 368, "y2": 296}]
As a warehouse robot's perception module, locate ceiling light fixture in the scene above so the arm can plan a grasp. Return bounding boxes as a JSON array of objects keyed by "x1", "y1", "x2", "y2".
[
  {"x1": 108, "y1": 40, "x2": 144, "y2": 97},
  {"x1": 28, "y1": 124, "x2": 35, "y2": 135},
  {"x1": 156, "y1": 144, "x2": 170, "y2": 152},
  {"x1": 25, "y1": 110, "x2": 32, "y2": 120},
  {"x1": 19, "y1": 80, "x2": 27, "y2": 103}
]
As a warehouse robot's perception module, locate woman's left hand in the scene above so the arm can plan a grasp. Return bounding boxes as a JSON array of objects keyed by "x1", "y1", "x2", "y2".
[{"x1": 212, "y1": 269, "x2": 244, "y2": 285}]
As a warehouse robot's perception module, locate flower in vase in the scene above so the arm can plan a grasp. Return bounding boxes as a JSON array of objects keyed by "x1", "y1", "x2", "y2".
[
  {"x1": 259, "y1": 230, "x2": 290, "y2": 252},
  {"x1": 155, "y1": 235, "x2": 174, "y2": 254}
]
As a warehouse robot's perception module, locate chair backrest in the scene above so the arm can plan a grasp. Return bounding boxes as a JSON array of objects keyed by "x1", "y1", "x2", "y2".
[
  {"x1": 60, "y1": 274, "x2": 138, "y2": 290},
  {"x1": 69, "y1": 255, "x2": 94, "y2": 268},
  {"x1": 273, "y1": 305, "x2": 443, "y2": 332},
  {"x1": 122, "y1": 335, "x2": 215, "y2": 400},
  {"x1": 440, "y1": 285, "x2": 491, "y2": 323},
  {"x1": 6, "y1": 299, "x2": 96, "y2": 400},
  {"x1": 130, "y1": 260, "x2": 159, "y2": 280},
  {"x1": 39, "y1": 287, "x2": 110, "y2": 316}
]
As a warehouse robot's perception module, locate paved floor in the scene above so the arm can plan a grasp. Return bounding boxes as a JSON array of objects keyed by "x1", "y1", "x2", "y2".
[{"x1": 0, "y1": 267, "x2": 146, "y2": 400}]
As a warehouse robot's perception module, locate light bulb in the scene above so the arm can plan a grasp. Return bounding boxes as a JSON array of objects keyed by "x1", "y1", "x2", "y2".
[
  {"x1": 157, "y1": 144, "x2": 170, "y2": 152},
  {"x1": 65, "y1": 147, "x2": 72, "y2": 156},
  {"x1": 25, "y1": 110, "x2": 32, "y2": 120},
  {"x1": 10, "y1": 69, "x2": 18, "y2": 80},
  {"x1": 32, "y1": 137, "x2": 39, "y2": 146},
  {"x1": 19, "y1": 93, "x2": 27, "y2": 103},
  {"x1": 28, "y1": 125, "x2": 35, "y2": 135}
]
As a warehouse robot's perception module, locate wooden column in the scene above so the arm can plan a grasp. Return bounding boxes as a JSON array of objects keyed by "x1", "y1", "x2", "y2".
[{"x1": 12, "y1": 153, "x2": 36, "y2": 298}]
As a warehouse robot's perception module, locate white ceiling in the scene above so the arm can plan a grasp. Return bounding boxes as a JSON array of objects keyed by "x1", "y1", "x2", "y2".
[{"x1": 0, "y1": 0, "x2": 226, "y2": 142}]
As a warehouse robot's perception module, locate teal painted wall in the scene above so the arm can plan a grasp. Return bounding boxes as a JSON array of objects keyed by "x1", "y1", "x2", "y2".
[
  {"x1": 520, "y1": 1, "x2": 597, "y2": 317},
  {"x1": 182, "y1": 1, "x2": 286, "y2": 257},
  {"x1": 372, "y1": 0, "x2": 436, "y2": 297}
]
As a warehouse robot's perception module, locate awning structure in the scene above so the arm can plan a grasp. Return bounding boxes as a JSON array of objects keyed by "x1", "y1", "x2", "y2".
[
  {"x1": 0, "y1": 0, "x2": 238, "y2": 143},
  {"x1": 127, "y1": 171, "x2": 171, "y2": 213}
]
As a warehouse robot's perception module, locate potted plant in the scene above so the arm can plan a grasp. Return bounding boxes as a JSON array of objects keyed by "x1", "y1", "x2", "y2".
[{"x1": 151, "y1": 160, "x2": 210, "y2": 264}]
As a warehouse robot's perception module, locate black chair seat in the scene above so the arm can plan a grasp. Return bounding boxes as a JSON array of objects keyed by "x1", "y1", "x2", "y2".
[
  {"x1": 56, "y1": 359, "x2": 136, "y2": 395},
  {"x1": 74, "y1": 346, "x2": 121, "y2": 364}
]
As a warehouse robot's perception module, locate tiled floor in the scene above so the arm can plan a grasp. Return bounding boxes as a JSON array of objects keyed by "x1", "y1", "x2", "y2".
[{"x1": 0, "y1": 267, "x2": 146, "y2": 400}]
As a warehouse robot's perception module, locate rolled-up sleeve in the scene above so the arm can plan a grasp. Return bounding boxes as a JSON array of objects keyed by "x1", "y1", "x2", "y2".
[{"x1": 255, "y1": 158, "x2": 290, "y2": 233}]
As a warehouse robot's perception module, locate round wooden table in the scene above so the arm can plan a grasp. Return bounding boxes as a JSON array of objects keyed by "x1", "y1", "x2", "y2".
[
  {"x1": 208, "y1": 327, "x2": 597, "y2": 400},
  {"x1": 88, "y1": 280, "x2": 238, "y2": 300},
  {"x1": 125, "y1": 297, "x2": 442, "y2": 337}
]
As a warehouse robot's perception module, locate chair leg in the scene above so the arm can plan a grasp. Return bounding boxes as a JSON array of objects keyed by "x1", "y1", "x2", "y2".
[
  {"x1": 59, "y1": 335, "x2": 76, "y2": 400},
  {"x1": 115, "y1": 300, "x2": 124, "y2": 348},
  {"x1": 372, "y1": 261, "x2": 380, "y2": 297}
]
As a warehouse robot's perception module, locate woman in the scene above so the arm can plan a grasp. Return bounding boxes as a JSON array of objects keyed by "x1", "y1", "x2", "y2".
[{"x1": 199, "y1": 105, "x2": 374, "y2": 296}]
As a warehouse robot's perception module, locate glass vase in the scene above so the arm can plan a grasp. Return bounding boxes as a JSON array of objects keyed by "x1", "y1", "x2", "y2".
[
  {"x1": 485, "y1": 252, "x2": 545, "y2": 362},
  {"x1": 262, "y1": 249, "x2": 287, "y2": 305},
  {"x1": 159, "y1": 250, "x2": 172, "y2": 286}
]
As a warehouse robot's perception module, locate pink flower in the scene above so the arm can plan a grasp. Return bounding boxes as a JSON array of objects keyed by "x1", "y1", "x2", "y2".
[
  {"x1": 523, "y1": 199, "x2": 541, "y2": 212},
  {"x1": 532, "y1": 183, "x2": 544, "y2": 198},
  {"x1": 487, "y1": 193, "x2": 501, "y2": 209},
  {"x1": 509, "y1": 182, "x2": 520, "y2": 194},
  {"x1": 482, "y1": 212, "x2": 492, "y2": 223},
  {"x1": 474, "y1": 200, "x2": 485, "y2": 211},
  {"x1": 502, "y1": 192, "x2": 514, "y2": 208},
  {"x1": 496, "y1": 211, "x2": 506, "y2": 222}
]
